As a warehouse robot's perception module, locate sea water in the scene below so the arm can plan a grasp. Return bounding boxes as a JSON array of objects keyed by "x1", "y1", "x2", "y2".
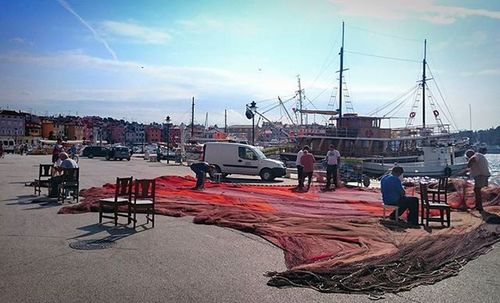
[{"x1": 486, "y1": 154, "x2": 500, "y2": 185}]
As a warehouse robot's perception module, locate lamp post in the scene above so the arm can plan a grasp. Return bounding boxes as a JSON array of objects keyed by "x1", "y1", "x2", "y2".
[
  {"x1": 165, "y1": 115, "x2": 172, "y2": 164},
  {"x1": 248, "y1": 101, "x2": 257, "y2": 145},
  {"x1": 14, "y1": 128, "x2": 18, "y2": 154}
]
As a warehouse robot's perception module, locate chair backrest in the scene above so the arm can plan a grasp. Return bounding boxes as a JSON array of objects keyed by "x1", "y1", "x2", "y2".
[
  {"x1": 134, "y1": 179, "x2": 156, "y2": 201},
  {"x1": 61, "y1": 167, "x2": 80, "y2": 184},
  {"x1": 438, "y1": 177, "x2": 448, "y2": 191},
  {"x1": 419, "y1": 182, "x2": 429, "y2": 207},
  {"x1": 115, "y1": 177, "x2": 133, "y2": 200},
  {"x1": 39, "y1": 164, "x2": 53, "y2": 179}
]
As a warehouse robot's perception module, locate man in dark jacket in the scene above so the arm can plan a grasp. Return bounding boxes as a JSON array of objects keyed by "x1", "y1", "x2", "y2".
[{"x1": 190, "y1": 161, "x2": 215, "y2": 190}]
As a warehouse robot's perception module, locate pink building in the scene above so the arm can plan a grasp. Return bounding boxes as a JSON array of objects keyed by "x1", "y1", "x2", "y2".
[
  {"x1": 109, "y1": 124, "x2": 125, "y2": 144},
  {"x1": 145, "y1": 125, "x2": 162, "y2": 143}
]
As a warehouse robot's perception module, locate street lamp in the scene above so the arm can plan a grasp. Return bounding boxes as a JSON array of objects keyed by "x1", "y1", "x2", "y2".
[
  {"x1": 246, "y1": 101, "x2": 257, "y2": 145},
  {"x1": 14, "y1": 128, "x2": 18, "y2": 153},
  {"x1": 165, "y1": 115, "x2": 172, "y2": 164}
]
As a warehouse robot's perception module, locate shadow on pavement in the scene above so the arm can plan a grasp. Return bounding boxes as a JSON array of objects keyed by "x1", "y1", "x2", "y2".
[{"x1": 70, "y1": 223, "x2": 141, "y2": 243}]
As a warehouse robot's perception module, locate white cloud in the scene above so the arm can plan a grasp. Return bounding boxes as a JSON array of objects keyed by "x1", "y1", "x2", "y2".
[
  {"x1": 10, "y1": 37, "x2": 25, "y2": 44},
  {"x1": 9, "y1": 37, "x2": 34, "y2": 46},
  {"x1": 175, "y1": 17, "x2": 224, "y2": 33},
  {"x1": 100, "y1": 21, "x2": 172, "y2": 44},
  {"x1": 330, "y1": 0, "x2": 500, "y2": 24},
  {"x1": 0, "y1": 51, "x2": 295, "y2": 106},
  {"x1": 459, "y1": 69, "x2": 500, "y2": 77}
]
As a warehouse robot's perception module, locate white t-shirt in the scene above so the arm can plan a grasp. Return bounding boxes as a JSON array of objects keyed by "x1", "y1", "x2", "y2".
[
  {"x1": 296, "y1": 150, "x2": 304, "y2": 166},
  {"x1": 326, "y1": 149, "x2": 341, "y2": 165}
]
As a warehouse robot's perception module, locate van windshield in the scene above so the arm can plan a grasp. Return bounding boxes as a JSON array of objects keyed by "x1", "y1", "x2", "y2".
[{"x1": 253, "y1": 148, "x2": 266, "y2": 159}]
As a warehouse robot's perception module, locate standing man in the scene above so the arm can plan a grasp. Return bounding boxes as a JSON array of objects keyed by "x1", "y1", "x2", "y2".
[
  {"x1": 324, "y1": 144, "x2": 341, "y2": 191},
  {"x1": 52, "y1": 138, "x2": 63, "y2": 163},
  {"x1": 295, "y1": 146, "x2": 305, "y2": 190},
  {"x1": 466, "y1": 149, "x2": 490, "y2": 211},
  {"x1": 380, "y1": 166, "x2": 419, "y2": 226},
  {"x1": 299, "y1": 146, "x2": 315, "y2": 191},
  {"x1": 190, "y1": 161, "x2": 215, "y2": 190}
]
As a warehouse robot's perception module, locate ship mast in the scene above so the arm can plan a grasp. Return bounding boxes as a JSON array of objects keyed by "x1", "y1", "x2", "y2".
[
  {"x1": 338, "y1": 22, "x2": 345, "y2": 127},
  {"x1": 422, "y1": 39, "x2": 427, "y2": 128},
  {"x1": 297, "y1": 75, "x2": 303, "y2": 125}
]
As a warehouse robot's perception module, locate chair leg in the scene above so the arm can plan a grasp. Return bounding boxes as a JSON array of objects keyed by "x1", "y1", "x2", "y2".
[
  {"x1": 426, "y1": 208, "x2": 430, "y2": 227},
  {"x1": 420, "y1": 203, "x2": 424, "y2": 225},
  {"x1": 447, "y1": 209, "x2": 451, "y2": 227},
  {"x1": 133, "y1": 208, "x2": 137, "y2": 229},
  {"x1": 114, "y1": 205, "x2": 118, "y2": 226},
  {"x1": 98, "y1": 202, "x2": 103, "y2": 223},
  {"x1": 440, "y1": 209, "x2": 444, "y2": 226},
  {"x1": 127, "y1": 204, "x2": 132, "y2": 225},
  {"x1": 152, "y1": 208, "x2": 155, "y2": 228}
]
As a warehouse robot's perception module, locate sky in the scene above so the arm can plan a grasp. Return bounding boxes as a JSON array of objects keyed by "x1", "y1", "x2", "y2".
[{"x1": 0, "y1": 0, "x2": 499, "y2": 130}]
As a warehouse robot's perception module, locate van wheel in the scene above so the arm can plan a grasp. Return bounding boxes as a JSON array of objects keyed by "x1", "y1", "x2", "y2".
[
  {"x1": 260, "y1": 169, "x2": 274, "y2": 181},
  {"x1": 105, "y1": 155, "x2": 110, "y2": 160},
  {"x1": 88, "y1": 154, "x2": 94, "y2": 159},
  {"x1": 209, "y1": 165, "x2": 222, "y2": 179}
]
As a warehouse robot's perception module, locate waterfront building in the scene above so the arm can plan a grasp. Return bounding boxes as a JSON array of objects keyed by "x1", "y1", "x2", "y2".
[{"x1": 0, "y1": 110, "x2": 25, "y2": 143}]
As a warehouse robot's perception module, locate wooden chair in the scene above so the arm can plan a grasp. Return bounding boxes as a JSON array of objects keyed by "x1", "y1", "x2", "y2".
[
  {"x1": 98, "y1": 177, "x2": 133, "y2": 226},
  {"x1": 419, "y1": 183, "x2": 451, "y2": 227},
  {"x1": 129, "y1": 179, "x2": 156, "y2": 229},
  {"x1": 59, "y1": 168, "x2": 80, "y2": 203},
  {"x1": 34, "y1": 164, "x2": 53, "y2": 195},
  {"x1": 427, "y1": 177, "x2": 448, "y2": 204},
  {"x1": 382, "y1": 203, "x2": 399, "y2": 221}
]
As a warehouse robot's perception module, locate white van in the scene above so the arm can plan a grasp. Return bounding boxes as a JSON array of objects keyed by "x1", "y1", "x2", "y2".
[
  {"x1": 1, "y1": 138, "x2": 15, "y2": 153},
  {"x1": 202, "y1": 142, "x2": 286, "y2": 181}
]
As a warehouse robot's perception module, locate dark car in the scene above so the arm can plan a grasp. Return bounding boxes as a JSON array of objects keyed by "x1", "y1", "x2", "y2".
[
  {"x1": 105, "y1": 146, "x2": 131, "y2": 161},
  {"x1": 81, "y1": 146, "x2": 109, "y2": 158}
]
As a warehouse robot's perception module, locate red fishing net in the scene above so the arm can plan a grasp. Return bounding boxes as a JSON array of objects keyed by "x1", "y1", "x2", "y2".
[{"x1": 59, "y1": 176, "x2": 500, "y2": 296}]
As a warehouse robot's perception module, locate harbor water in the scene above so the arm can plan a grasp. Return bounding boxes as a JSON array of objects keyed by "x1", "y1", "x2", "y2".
[{"x1": 486, "y1": 154, "x2": 500, "y2": 185}]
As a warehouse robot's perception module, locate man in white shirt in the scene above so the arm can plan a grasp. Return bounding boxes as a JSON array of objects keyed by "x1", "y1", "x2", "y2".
[
  {"x1": 49, "y1": 152, "x2": 78, "y2": 198},
  {"x1": 466, "y1": 149, "x2": 491, "y2": 211},
  {"x1": 295, "y1": 147, "x2": 305, "y2": 189},
  {"x1": 323, "y1": 144, "x2": 341, "y2": 191}
]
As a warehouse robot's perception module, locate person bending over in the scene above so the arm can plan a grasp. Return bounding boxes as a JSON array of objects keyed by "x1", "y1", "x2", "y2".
[
  {"x1": 190, "y1": 161, "x2": 215, "y2": 190},
  {"x1": 380, "y1": 166, "x2": 418, "y2": 225}
]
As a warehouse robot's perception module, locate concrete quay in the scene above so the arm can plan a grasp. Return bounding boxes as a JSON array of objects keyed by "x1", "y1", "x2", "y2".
[{"x1": 0, "y1": 154, "x2": 498, "y2": 303}]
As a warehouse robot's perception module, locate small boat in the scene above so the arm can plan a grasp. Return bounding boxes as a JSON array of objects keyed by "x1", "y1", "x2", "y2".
[{"x1": 362, "y1": 146, "x2": 467, "y2": 177}]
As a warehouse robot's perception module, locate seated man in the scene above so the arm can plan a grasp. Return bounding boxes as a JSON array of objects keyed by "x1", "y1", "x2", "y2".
[
  {"x1": 380, "y1": 166, "x2": 418, "y2": 225},
  {"x1": 49, "y1": 152, "x2": 79, "y2": 198},
  {"x1": 190, "y1": 161, "x2": 215, "y2": 190}
]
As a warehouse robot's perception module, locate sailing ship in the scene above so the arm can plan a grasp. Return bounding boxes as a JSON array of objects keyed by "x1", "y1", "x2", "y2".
[{"x1": 279, "y1": 23, "x2": 468, "y2": 177}]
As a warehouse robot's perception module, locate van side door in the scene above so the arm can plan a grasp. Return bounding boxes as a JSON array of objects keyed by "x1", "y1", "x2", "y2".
[{"x1": 231, "y1": 146, "x2": 260, "y2": 175}]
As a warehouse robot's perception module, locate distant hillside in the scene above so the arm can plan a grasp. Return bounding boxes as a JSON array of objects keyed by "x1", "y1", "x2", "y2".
[{"x1": 454, "y1": 126, "x2": 500, "y2": 146}]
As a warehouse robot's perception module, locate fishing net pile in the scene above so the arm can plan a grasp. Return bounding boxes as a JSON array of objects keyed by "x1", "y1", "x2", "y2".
[{"x1": 59, "y1": 176, "x2": 500, "y2": 296}]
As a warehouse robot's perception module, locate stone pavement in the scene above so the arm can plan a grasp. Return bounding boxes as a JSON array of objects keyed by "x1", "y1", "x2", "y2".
[{"x1": 0, "y1": 154, "x2": 498, "y2": 303}]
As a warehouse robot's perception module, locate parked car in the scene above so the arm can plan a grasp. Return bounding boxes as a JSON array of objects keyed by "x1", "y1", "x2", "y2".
[
  {"x1": 106, "y1": 146, "x2": 131, "y2": 161},
  {"x1": 202, "y1": 142, "x2": 286, "y2": 181},
  {"x1": 158, "y1": 147, "x2": 177, "y2": 160},
  {"x1": 81, "y1": 146, "x2": 109, "y2": 158}
]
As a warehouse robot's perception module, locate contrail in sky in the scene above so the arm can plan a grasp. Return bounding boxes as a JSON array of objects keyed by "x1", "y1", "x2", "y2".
[{"x1": 56, "y1": 0, "x2": 118, "y2": 60}]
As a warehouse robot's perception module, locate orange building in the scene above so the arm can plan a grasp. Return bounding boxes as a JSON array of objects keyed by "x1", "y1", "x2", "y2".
[{"x1": 41, "y1": 120, "x2": 55, "y2": 139}]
